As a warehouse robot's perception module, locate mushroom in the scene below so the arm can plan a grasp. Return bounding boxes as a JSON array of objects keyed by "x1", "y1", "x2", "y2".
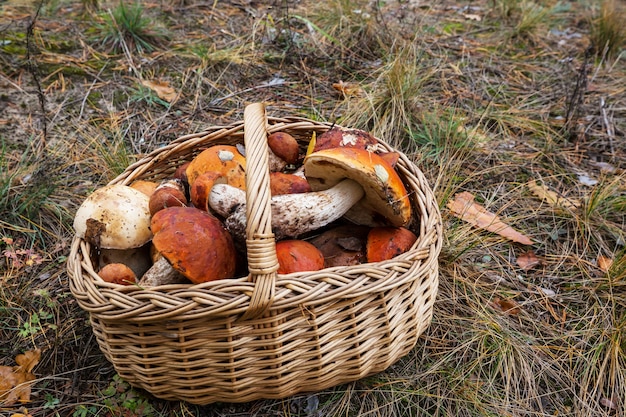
[
  {"x1": 304, "y1": 147, "x2": 412, "y2": 227},
  {"x1": 276, "y1": 240, "x2": 325, "y2": 274},
  {"x1": 311, "y1": 126, "x2": 381, "y2": 153},
  {"x1": 185, "y1": 145, "x2": 246, "y2": 190},
  {"x1": 147, "y1": 206, "x2": 236, "y2": 284},
  {"x1": 148, "y1": 179, "x2": 188, "y2": 216},
  {"x1": 189, "y1": 171, "x2": 227, "y2": 212},
  {"x1": 267, "y1": 132, "x2": 300, "y2": 171},
  {"x1": 270, "y1": 172, "x2": 311, "y2": 196},
  {"x1": 309, "y1": 225, "x2": 370, "y2": 267},
  {"x1": 130, "y1": 180, "x2": 159, "y2": 197},
  {"x1": 366, "y1": 226, "x2": 418, "y2": 262},
  {"x1": 73, "y1": 184, "x2": 153, "y2": 278},
  {"x1": 98, "y1": 263, "x2": 137, "y2": 285},
  {"x1": 208, "y1": 147, "x2": 411, "y2": 242}
]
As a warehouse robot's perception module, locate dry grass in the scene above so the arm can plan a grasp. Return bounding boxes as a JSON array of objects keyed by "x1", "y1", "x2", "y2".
[{"x1": 0, "y1": 0, "x2": 625, "y2": 416}]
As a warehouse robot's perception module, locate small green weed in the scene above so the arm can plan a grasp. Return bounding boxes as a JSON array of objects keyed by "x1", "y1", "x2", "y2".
[{"x1": 93, "y1": 2, "x2": 168, "y2": 54}]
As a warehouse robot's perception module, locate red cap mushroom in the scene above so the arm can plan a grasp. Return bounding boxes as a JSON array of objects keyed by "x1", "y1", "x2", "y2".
[
  {"x1": 98, "y1": 263, "x2": 137, "y2": 285},
  {"x1": 149, "y1": 179, "x2": 188, "y2": 216},
  {"x1": 149, "y1": 206, "x2": 236, "y2": 284}
]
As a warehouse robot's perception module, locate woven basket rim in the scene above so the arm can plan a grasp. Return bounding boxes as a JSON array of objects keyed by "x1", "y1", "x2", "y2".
[{"x1": 67, "y1": 108, "x2": 443, "y2": 323}]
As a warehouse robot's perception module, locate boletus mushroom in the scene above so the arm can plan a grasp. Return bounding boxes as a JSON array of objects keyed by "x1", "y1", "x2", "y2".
[
  {"x1": 146, "y1": 206, "x2": 236, "y2": 284},
  {"x1": 208, "y1": 147, "x2": 411, "y2": 242},
  {"x1": 73, "y1": 184, "x2": 153, "y2": 278},
  {"x1": 276, "y1": 240, "x2": 324, "y2": 274},
  {"x1": 185, "y1": 145, "x2": 246, "y2": 190},
  {"x1": 366, "y1": 226, "x2": 418, "y2": 262}
]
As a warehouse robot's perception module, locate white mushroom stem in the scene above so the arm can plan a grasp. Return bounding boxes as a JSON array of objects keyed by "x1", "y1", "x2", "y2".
[{"x1": 209, "y1": 179, "x2": 365, "y2": 241}]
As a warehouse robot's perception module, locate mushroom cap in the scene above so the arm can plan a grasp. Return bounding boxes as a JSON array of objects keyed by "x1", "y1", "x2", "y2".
[
  {"x1": 366, "y1": 226, "x2": 418, "y2": 262},
  {"x1": 276, "y1": 240, "x2": 325, "y2": 274},
  {"x1": 312, "y1": 126, "x2": 379, "y2": 153},
  {"x1": 267, "y1": 132, "x2": 300, "y2": 165},
  {"x1": 151, "y1": 206, "x2": 236, "y2": 283},
  {"x1": 309, "y1": 225, "x2": 369, "y2": 267},
  {"x1": 304, "y1": 148, "x2": 412, "y2": 227},
  {"x1": 185, "y1": 145, "x2": 246, "y2": 190},
  {"x1": 98, "y1": 263, "x2": 137, "y2": 285},
  {"x1": 73, "y1": 184, "x2": 152, "y2": 249},
  {"x1": 270, "y1": 172, "x2": 312, "y2": 196}
]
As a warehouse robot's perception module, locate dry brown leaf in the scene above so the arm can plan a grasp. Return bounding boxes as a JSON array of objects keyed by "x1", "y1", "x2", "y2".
[
  {"x1": 517, "y1": 250, "x2": 541, "y2": 270},
  {"x1": 332, "y1": 81, "x2": 364, "y2": 97},
  {"x1": 447, "y1": 192, "x2": 533, "y2": 245},
  {"x1": 597, "y1": 255, "x2": 613, "y2": 273},
  {"x1": 140, "y1": 79, "x2": 178, "y2": 103},
  {"x1": 491, "y1": 297, "x2": 521, "y2": 315},
  {"x1": 527, "y1": 180, "x2": 580, "y2": 210},
  {"x1": 0, "y1": 349, "x2": 40, "y2": 405}
]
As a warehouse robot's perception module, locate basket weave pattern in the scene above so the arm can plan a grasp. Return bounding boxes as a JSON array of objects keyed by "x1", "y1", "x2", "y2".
[{"x1": 67, "y1": 104, "x2": 442, "y2": 404}]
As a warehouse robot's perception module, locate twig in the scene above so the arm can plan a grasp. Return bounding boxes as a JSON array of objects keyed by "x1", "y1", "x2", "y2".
[
  {"x1": 599, "y1": 97, "x2": 615, "y2": 155},
  {"x1": 209, "y1": 78, "x2": 289, "y2": 105},
  {"x1": 25, "y1": 0, "x2": 47, "y2": 150}
]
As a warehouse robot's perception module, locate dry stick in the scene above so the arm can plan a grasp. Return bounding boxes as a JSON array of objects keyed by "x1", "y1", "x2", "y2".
[
  {"x1": 599, "y1": 97, "x2": 615, "y2": 155},
  {"x1": 25, "y1": 0, "x2": 47, "y2": 150}
]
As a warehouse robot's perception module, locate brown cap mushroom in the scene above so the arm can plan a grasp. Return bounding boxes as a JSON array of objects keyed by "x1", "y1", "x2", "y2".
[
  {"x1": 149, "y1": 179, "x2": 188, "y2": 216},
  {"x1": 276, "y1": 240, "x2": 325, "y2": 274},
  {"x1": 366, "y1": 226, "x2": 418, "y2": 262},
  {"x1": 268, "y1": 132, "x2": 300, "y2": 166},
  {"x1": 150, "y1": 206, "x2": 236, "y2": 284},
  {"x1": 73, "y1": 184, "x2": 153, "y2": 277},
  {"x1": 309, "y1": 225, "x2": 370, "y2": 267},
  {"x1": 304, "y1": 147, "x2": 412, "y2": 227}
]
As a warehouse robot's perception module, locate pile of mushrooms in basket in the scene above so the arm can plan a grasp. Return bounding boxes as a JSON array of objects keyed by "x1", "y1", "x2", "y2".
[{"x1": 73, "y1": 126, "x2": 420, "y2": 287}]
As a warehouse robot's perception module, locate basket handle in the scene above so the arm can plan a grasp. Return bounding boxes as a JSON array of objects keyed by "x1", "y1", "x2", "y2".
[{"x1": 239, "y1": 102, "x2": 279, "y2": 321}]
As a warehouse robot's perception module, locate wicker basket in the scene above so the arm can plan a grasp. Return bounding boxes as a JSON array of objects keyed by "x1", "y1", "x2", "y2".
[{"x1": 67, "y1": 103, "x2": 442, "y2": 405}]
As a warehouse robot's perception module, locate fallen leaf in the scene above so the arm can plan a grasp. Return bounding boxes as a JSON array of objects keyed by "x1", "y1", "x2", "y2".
[
  {"x1": 491, "y1": 297, "x2": 520, "y2": 315},
  {"x1": 597, "y1": 255, "x2": 613, "y2": 273},
  {"x1": 463, "y1": 13, "x2": 482, "y2": 21},
  {"x1": 140, "y1": 79, "x2": 178, "y2": 103},
  {"x1": 527, "y1": 180, "x2": 580, "y2": 210},
  {"x1": 332, "y1": 80, "x2": 364, "y2": 97},
  {"x1": 517, "y1": 250, "x2": 541, "y2": 270},
  {"x1": 0, "y1": 349, "x2": 41, "y2": 405},
  {"x1": 447, "y1": 192, "x2": 533, "y2": 245}
]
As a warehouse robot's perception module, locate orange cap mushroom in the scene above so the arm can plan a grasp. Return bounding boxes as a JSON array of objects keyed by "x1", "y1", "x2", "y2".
[
  {"x1": 366, "y1": 226, "x2": 418, "y2": 262},
  {"x1": 98, "y1": 263, "x2": 137, "y2": 285},
  {"x1": 150, "y1": 206, "x2": 236, "y2": 283},
  {"x1": 276, "y1": 240, "x2": 325, "y2": 274},
  {"x1": 185, "y1": 145, "x2": 246, "y2": 190},
  {"x1": 304, "y1": 147, "x2": 412, "y2": 227}
]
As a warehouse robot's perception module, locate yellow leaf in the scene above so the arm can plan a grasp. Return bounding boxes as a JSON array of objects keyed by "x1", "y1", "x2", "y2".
[
  {"x1": 447, "y1": 191, "x2": 533, "y2": 245},
  {"x1": 332, "y1": 80, "x2": 364, "y2": 97},
  {"x1": 140, "y1": 79, "x2": 178, "y2": 103},
  {"x1": 527, "y1": 180, "x2": 580, "y2": 210}
]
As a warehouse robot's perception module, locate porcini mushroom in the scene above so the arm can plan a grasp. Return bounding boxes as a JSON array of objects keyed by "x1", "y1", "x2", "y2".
[
  {"x1": 148, "y1": 179, "x2": 188, "y2": 216},
  {"x1": 98, "y1": 263, "x2": 137, "y2": 285},
  {"x1": 73, "y1": 184, "x2": 153, "y2": 278},
  {"x1": 311, "y1": 126, "x2": 381, "y2": 153},
  {"x1": 148, "y1": 206, "x2": 236, "y2": 284},
  {"x1": 267, "y1": 132, "x2": 300, "y2": 170},
  {"x1": 207, "y1": 147, "x2": 411, "y2": 242},
  {"x1": 366, "y1": 226, "x2": 418, "y2": 262},
  {"x1": 270, "y1": 172, "x2": 311, "y2": 196},
  {"x1": 276, "y1": 240, "x2": 324, "y2": 274},
  {"x1": 304, "y1": 147, "x2": 412, "y2": 227},
  {"x1": 185, "y1": 145, "x2": 246, "y2": 190}
]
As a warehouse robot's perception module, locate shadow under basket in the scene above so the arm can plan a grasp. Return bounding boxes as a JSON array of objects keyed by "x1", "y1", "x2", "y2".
[{"x1": 66, "y1": 103, "x2": 443, "y2": 405}]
